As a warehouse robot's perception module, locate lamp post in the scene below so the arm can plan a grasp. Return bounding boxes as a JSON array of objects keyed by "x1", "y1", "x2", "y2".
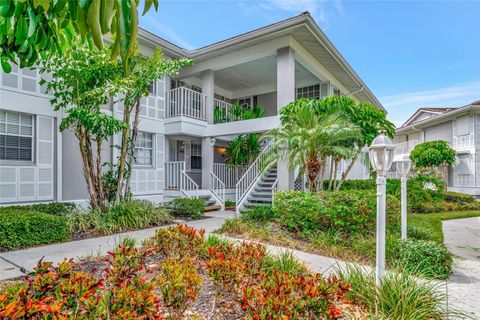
[
  {"x1": 397, "y1": 157, "x2": 411, "y2": 241},
  {"x1": 369, "y1": 134, "x2": 395, "y2": 286}
]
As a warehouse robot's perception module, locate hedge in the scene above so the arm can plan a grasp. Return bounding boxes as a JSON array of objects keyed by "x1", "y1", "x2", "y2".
[
  {"x1": 0, "y1": 208, "x2": 70, "y2": 251},
  {"x1": 0, "y1": 202, "x2": 77, "y2": 215}
]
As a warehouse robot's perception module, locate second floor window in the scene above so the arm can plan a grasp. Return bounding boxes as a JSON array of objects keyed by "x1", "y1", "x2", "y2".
[
  {"x1": 0, "y1": 110, "x2": 33, "y2": 162},
  {"x1": 297, "y1": 84, "x2": 320, "y2": 99},
  {"x1": 134, "y1": 132, "x2": 153, "y2": 166}
]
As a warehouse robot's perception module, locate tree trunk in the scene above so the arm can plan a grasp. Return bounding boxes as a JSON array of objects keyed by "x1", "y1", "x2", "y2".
[
  {"x1": 95, "y1": 137, "x2": 106, "y2": 211},
  {"x1": 124, "y1": 99, "x2": 141, "y2": 199},
  {"x1": 306, "y1": 158, "x2": 321, "y2": 192},
  {"x1": 318, "y1": 157, "x2": 326, "y2": 191},
  {"x1": 77, "y1": 129, "x2": 99, "y2": 210},
  {"x1": 333, "y1": 158, "x2": 340, "y2": 190},
  {"x1": 114, "y1": 105, "x2": 132, "y2": 204},
  {"x1": 336, "y1": 147, "x2": 362, "y2": 190},
  {"x1": 328, "y1": 157, "x2": 335, "y2": 190}
]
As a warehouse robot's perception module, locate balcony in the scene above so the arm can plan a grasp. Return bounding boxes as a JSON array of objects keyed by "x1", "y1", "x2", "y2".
[{"x1": 166, "y1": 87, "x2": 207, "y2": 121}]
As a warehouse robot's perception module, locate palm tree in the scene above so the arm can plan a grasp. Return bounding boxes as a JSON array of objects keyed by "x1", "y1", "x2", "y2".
[{"x1": 267, "y1": 99, "x2": 360, "y2": 192}]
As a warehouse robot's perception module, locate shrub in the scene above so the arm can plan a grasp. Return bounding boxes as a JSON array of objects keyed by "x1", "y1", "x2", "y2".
[
  {"x1": 0, "y1": 209, "x2": 70, "y2": 251},
  {"x1": 261, "y1": 251, "x2": 307, "y2": 277},
  {"x1": 0, "y1": 202, "x2": 77, "y2": 215},
  {"x1": 0, "y1": 244, "x2": 163, "y2": 319},
  {"x1": 398, "y1": 240, "x2": 452, "y2": 279},
  {"x1": 150, "y1": 224, "x2": 205, "y2": 259},
  {"x1": 207, "y1": 242, "x2": 267, "y2": 291},
  {"x1": 224, "y1": 199, "x2": 235, "y2": 208},
  {"x1": 273, "y1": 190, "x2": 400, "y2": 236},
  {"x1": 166, "y1": 198, "x2": 205, "y2": 219},
  {"x1": 241, "y1": 272, "x2": 349, "y2": 319},
  {"x1": 68, "y1": 200, "x2": 171, "y2": 235},
  {"x1": 241, "y1": 205, "x2": 274, "y2": 222},
  {"x1": 159, "y1": 257, "x2": 202, "y2": 318},
  {"x1": 336, "y1": 264, "x2": 456, "y2": 319},
  {"x1": 443, "y1": 191, "x2": 475, "y2": 203}
]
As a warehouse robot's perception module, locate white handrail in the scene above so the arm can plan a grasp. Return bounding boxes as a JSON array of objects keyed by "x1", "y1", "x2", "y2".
[
  {"x1": 235, "y1": 141, "x2": 274, "y2": 214},
  {"x1": 180, "y1": 170, "x2": 199, "y2": 199},
  {"x1": 209, "y1": 171, "x2": 225, "y2": 210},
  {"x1": 165, "y1": 161, "x2": 185, "y2": 189},
  {"x1": 167, "y1": 87, "x2": 207, "y2": 120},
  {"x1": 271, "y1": 179, "x2": 278, "y2": 207}
]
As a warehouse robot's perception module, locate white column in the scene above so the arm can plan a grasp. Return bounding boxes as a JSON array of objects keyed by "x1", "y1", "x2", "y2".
[
  {"x1": 276, "y1": 47, "x2": 295, "y2": 191},
  {"x1": 202, "y1": 137, "x2": 214, "y2": 189},
  {"x1": 202, "y1": 70, "x2": 215, "y2": 124}
]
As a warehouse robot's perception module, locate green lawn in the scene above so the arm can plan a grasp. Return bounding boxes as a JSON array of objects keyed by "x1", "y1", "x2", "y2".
[{"x1": 408, "y1": 211, "x2": 480, "y2": 243}]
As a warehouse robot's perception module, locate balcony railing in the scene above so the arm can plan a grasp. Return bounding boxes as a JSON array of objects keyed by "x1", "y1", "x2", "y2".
[
  {"x1": 166, "y1": 87, "x2": 207, "y2": 120},
  {"x1": 453, "y1": 134, "x2": 474, "y2": 149},
  {"x1": 214, "y1": 99, "x2": 247, "y2": 123}
]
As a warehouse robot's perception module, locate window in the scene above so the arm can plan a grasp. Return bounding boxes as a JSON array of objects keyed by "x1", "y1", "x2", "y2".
[
  {"x1": 238, "y1": 97, "x2": 252, "y2": 108},
  {"x1": 297, "y1": 84, "x2": 320, "y2": 99},
  {"x1": 333, "y1": 87, "x2": 341, "y2": 96},
  {"x1": 147, "y1": 81, "x2": 156, "y2": 95},
  {"x1": 134, "y1": 132, "x2": 154, "y2": 166},
  {"x1": 1, "y1": 64, "x2": 38, "y2": 92},
  {"x1": 0, "y1": 111, "x2": 33, "y2": 161},
  {"x1": 191, "y1": 143, "x2": 202, "y2": 170}
]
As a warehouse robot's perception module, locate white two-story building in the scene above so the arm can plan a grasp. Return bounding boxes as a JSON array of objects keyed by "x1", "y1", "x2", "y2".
[
  {"x1": 394, "y1": 100, "x2": 480, "y2": 196},
  {"x1": 0, "y1": 12, "x2": 382, "y2": 210}
]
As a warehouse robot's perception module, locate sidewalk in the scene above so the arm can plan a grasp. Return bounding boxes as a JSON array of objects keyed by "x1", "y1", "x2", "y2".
[
  {"x1": 443, "y1": 217, "x2": 480, "y2": 319},
  {"x1": 0, "y1": 211, "x2": 236, "y2": 280},
  {"x1": 0, "y1": 210, "x2": 347, "y2": 281}
]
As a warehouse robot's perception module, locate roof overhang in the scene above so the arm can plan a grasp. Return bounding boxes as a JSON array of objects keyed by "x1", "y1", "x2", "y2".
[
  {"x1": 137, "y1": 12, "x2": 385, "y2": 112},
  {"x1": 396, "y1": 105, "x2": 477, "y2": 134}
]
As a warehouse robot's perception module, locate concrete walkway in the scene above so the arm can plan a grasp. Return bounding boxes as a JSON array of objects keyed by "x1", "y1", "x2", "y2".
[
  {"x1": 443, "y1": 217, "x2": 480, "y2": 319},
  {"x1": 0, "y1": 210, "x2": 348, "y2": 281},
  {"x1": 0, "y1": 211, "x2": 236, "y2": 280}
]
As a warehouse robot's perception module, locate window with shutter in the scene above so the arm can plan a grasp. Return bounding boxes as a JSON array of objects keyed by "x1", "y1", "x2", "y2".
[
  {"x1": 0, "y1": 111, "x2": 34, "y2": 162},
  {"x1": 134, "y1": 132, "x2": 154, "y2": 166}
]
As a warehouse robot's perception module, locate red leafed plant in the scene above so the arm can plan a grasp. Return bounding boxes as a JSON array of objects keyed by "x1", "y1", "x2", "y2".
[
  {"x1": 240, "y1": 271, "x2": 350, "y2": 320},
  {"x1": 206, "y1": 242, "x2": 267, "y2": 291},
  {"x1": 158, "y1": 257, "x2": 202, "y2": 319},
  {"x1": 151, "y1": 224, "x2": 205, "y2": 259},
  {"x1": 0, "y1": 243, "x2": 164, "y2": 320},
  {"x1": 0, "y1": 259, "x2": 104, "y2": 319}
]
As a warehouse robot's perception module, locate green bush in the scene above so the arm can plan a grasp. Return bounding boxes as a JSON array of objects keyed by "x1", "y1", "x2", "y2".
[
  {"x1": 0, "y1": 202, "x2": 77, "y2": 215},
  {"x1": 443, "y1": 191, "x2": 475, "y2": 203},
  {"x1": 69, "y1": 200, "x2": 171, "y2": 235},
  {"x1": 166, "y1": 198, "x2": 205, "y2": 219},
  {"x1": 273, "y1": 190, "x2": 400, "y2": 236},
  {"x1": 398, "y1": 240, "x2": 452, "y2": 279},
  {"x1": 0, "y1": 209, "x2": 70, "y2": 251},
  {"x1": 241, "y1": 205, "x2": 274, "y2": 222}
]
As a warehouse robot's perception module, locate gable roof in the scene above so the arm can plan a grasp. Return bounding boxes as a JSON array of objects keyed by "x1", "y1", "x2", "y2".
[
  {"x1": 401, "y1": 107, "x2": 458, "y2": 127},
  {"x1": 397, "y1": 99, "x2": 480, "y2": 134},
  {"x1": 137, "y1": 12, "x2": 385, "y2": 112}
]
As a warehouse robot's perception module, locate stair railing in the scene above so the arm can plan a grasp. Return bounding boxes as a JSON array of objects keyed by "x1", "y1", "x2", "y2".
[
  {"x1": 271, "y1": 178, "x2": 278, "y2": 207},
  {"x1": 180, "y1": 170, "x2": 199, "y2": 199},
  {"x1": 235, "y1": 141, "x2": 275, "y2": 215},
  {"x1": 209, "y1": 171, "x2": 225, "y2": 211}
]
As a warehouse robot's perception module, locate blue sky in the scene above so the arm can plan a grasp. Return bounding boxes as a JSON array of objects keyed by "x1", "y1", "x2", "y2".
[{"x1": 140, "y1": 0, "x2": 480, "y2": 126}]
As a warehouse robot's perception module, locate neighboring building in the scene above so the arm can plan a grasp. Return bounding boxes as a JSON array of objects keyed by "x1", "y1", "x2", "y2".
[
  {"x1": 393, "y1": 100, "x2": 480, "y2": 196},
  {"x1": 0, "y1": 12, "x2": 382, "y2": 209}
]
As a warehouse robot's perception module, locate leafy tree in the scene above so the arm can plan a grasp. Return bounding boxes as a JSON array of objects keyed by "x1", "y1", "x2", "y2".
[
  {"x1": 114, "y1": 48, "x2": 191, "y2": 201},
  {"x1": 39, "y1": 40, "x2": 125, "y2": 211},
  {"x1": 267, "y1": 99, "x2": 360, "y2": 192},
  {"x1": 410, "y1": 140, "x2": 456, "y2": 184},
  {"x1": 0, "y1": 0, "x2": 158, "y2": 72},
  {"x1": 316, "y1": 96, "x2": 395, "y2": 190},
  {"x1": 40, "y1": 40, "x2": 191, "y2": 210}
]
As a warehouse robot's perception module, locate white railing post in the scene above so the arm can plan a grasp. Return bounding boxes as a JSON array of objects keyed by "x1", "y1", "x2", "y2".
[
  {"x1": 209, "y1": 171, "x2": 225, "y2": 210},
  {"x1": 166, "y1": 87, "x2": 207, "y2": 121}
]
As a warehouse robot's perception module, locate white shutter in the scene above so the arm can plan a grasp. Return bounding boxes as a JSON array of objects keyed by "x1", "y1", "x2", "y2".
[
  {"x1": 156, "y1": 134, "x2": 165, "y2": 191},
  {"x1": 36, "y1": 116, "x2": 54, "y2": 200},
  {"x1": 0, "y1": 167, "x2": 17, "y2": 203}
]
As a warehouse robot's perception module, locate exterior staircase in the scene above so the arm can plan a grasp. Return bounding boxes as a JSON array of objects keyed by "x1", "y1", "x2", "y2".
[
  {"x1": 199, "y1": 194, "x2": 221, "y2": 211},
  {"x1": 243, "y1": 165, "x2": 277, "y2": 209}
]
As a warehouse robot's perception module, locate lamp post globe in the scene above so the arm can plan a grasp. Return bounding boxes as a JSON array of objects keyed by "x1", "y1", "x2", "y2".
[{"x1": 368, "y1": 134, "x2": 396, "y2": 287}]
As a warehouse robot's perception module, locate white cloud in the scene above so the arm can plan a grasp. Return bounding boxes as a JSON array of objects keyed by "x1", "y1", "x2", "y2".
[
  {"x1": 381, "y1": 81, "x2": 480, "y2": 109},
  {"x1": 140, "y1": 14, "x2": 195, "y2": 50},
  {"x1": 238, "y1": 0, "x2": 344, "y2": 28}
]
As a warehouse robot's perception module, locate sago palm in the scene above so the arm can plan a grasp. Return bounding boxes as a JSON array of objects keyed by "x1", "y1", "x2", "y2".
[{"x1": 267, "y1": 99, "x2": 360, "y2": 192}]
